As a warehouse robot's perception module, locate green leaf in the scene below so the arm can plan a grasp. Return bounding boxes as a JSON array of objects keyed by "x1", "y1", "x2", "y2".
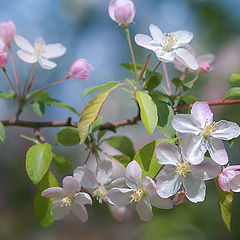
[
  {"x1": 82, "y1": 81, "x2": 120, "y2": 100},
  {"x1": 0, "y1": 90, "x2": 16, "y2": 100},
  {"x1": 217, "y1": 181, "x2": 234, "y2": 231},
  {"x1": 121, "y1": 63, "x2": 145, "y2": 74},
  {"x1": 134, "y1": 139, "x2": 175, "y2": 178},
  {"x1": 26, "y1": 144, "x2": 53, "y2": 185},
  {"x1": 32, "y1": 90, "x2": 51, "y2": 101},
  {"x1": 172, "y1": 78, "x2": 183, "y2": 91},
  {"x1": 89, "y1": 116, "x2": 103, "y2": 135},
  {"x1": 136, "y1": 91, "x2": 158, "y2": 136},
  {"x1": 177, "y1": 95, "x2": 197, "y2": 113},
  {"x1": 30, "y1": 100, "x2": 45, "y2": 116},
  {"x1": 78, "y1": 90, "x2": 111, "y2": 144},
  {"x1": 154, "y1": 100, "x2": 176, "y2": 138},
  {"x1": 112, "y1": 155, "x2": 131, "y2": 168},
  {"x1": 0, "y1": 121, "x2": 6, "y2": 143},
  {"x1": 230, "y1": 73, "x2": 240, "y2": 87},
  {"x1": 104, "y1": 136, "x2": 135, "y2": 159},
  {"x1": 56, "y1": 128, "x2": 80, "y2": 146},
  {"x1": 97, "y1": 130, "x2": 107, "y2": 143},
  {"x1": 150, "y1": 90, "x2": 169, "y2": 101},
  {"x1": 34, "y1": 171, "x2": 58, "y2": 228},
  {"x1": 223, "y1": 87, "x2": 240, "y2": 101},
  {"x1": 20, "y1": 134, "x2": 39, "y2": 144},
  {"x1": 53, "y1": 154, "x2": 71, "y2": 173},
  {"x1": 146, "y1": 73, "x2": 163, "y2": 91}
]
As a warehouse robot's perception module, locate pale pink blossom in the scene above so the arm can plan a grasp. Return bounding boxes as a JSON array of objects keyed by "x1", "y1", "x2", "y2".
[
  {"x1": 0, "y1": 21, "x2": 16, "y2": 45},
  {"x1": 218, "y1": 165, "x2": 240, "y2": 192},
  {"x1": 0, "y1": 39, "x2": 6, "y2": 52},
  {"x1": 172, "y1": 189, "x2": 186, "y2": 205},
  {"x1": 109, "y1": 205, "x2": 132, "y2": 221},
  {"x1": 0, "y1": 51, "x2": 8, "y2": 67},
  {"x1": 69, "y1": 59, "x2": 94, "y2": 80},
  {"x1": 109, "y1": 0, "x2": 136, "y2": 24}
]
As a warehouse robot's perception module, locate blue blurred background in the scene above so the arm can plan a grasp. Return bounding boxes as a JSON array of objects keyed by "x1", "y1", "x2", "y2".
[{"x1": 0, "y1": 0, "x2": 240, "y2": 239}]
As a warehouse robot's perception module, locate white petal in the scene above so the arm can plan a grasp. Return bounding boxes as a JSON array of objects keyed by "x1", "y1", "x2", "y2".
[
  {"x1": 71, "y1": 202, "x2": 88, "y2": 222},
  {"x1": 192, "y1": 157, "x2": 221, "y2": 181},
  {"x1": 75, "y1": 192, "x2": 92, "y2": 205},
  {"x1": 173, "y1": 30, "x2": 193, "y2": 48},
  {"x1": 136, "y1": 198, "x2": 153, "y2": 221},
  {"x1": 14, "y1": 35, "x2": 34, "y2": 54},
  {"x1": 34, "y1": 37, "x2": 45, "y2": 50},
  {"x1": 96, "y1": 160, "x2": 113, "y2": 185},
  {"x1": 183, "y1": 175, "x2": 206, "y2": 203},
  {"x1": 149, "y1": 24, "x2": 163, "y2": 43},
  {"x1": 230, "y1": 174, "x2": 240, "y2": 192},
  {"x1": 42, "y1": 43, "x2": 66, "y2": 59},
  {"x1": 212, "y1": 120, "x2": 240, "y2": 140},
  {"x1": 51, "y1": 200, "x2": 70, "y2": 220},
  {"x1": 174, "y1": 48, "x2": 198, "y2": 70},
  {"x1": 108, "y1": 177, "x2": 126, "y2": 189},
  {"x1": 39, "y1": 57, "x2": 57, "y2": 70},
  {"x1": 17, "y1": 50, "x2": 37, "y2": 63},
  {"x1": 63, "y1": 176, "x2": 81, "y2": 193},
  {"x1": 141, "y1": 176, "x2": 157, "y2": 196},
  {"x1": 156, "y1": 166, "x2": 182, "y2": 198},
  {"x1": 135, "y1": 34, "x2": 157, "y2": 51},
  {"x1": 155, "y1": 141, "x2": 181, "y2": 166},
  {"x1": 149, "y1": 193, "x2": 173, "y2": 209},
  {"x1": 172, "y1": 114, "x2": 201, "y2": 135},
  {"x1": 156, "y1": 50, "x2": 175, "y2": 62},
  {"x1": 197, "y1": 54, "x2": 215, "y2": 65},
  {"x1": 206, "y1": 137, "x2": 228, "y2": 165},
  {"x1": 74, "y1": 166, "x2": 97, "y2": 189},
  {"x1": 107, "y1": 188, "x2": 133, "y2": 206},
  {"x1": 125, "y1": 160, "x2": 142, "y2": 189},
  {"x1": 191, "y1": 102, "x2": 213, "y2": 128},
  {"x1": 41, "y1": 187, "x2": 65, "y2": 199}
]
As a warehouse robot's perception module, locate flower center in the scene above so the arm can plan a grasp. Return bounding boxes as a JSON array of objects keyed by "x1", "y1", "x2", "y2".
[
  {"x1": 130, "y1": 187, "x2": 145, "y2": 203},
  {"x1": 175, "y1": 160, "x2": 192, "y2": 177},
  {"x1": 162, "y1": 33, "x2": 176, "y2": 52},
  {"x1": 35, "y1": 42, "x2": 45, "y2": 57},
  {"x1": 201, "y1": 121, "x2": 218, "y2": 138},
  {"x1": 93, "y1": 185, "x2": 108, "y2": 204},
  {"x1": 61, "y1": 193, "x2": 74, "y2": 207}
]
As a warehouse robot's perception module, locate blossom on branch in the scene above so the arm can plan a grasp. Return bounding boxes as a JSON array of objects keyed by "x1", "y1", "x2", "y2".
[
  {"x1": 0, "y1": 51, "x2": 8, "y2": 67},
  {"x1": 107, "y1": 161, "x2": 173, "y2": 221},
  {"x1": 14, "y1": 35, "x2": 66, "y2": 70},
  {"x1": 0, "y1": 21, "x2": 16, "y2": 45},
  {"x1": 172, "y1": 102, "x2": 240, "y2": 165},
  {"x1": 135, "y1": 24, "x2": 198, "y2": 70},
  {"x1": 41, "y1": 176, "x2": 92, "y2": 222},
  {"x1": 69, "y1": 59, "x2": 94, "y2": 80},
  {"x1": 155, "y1": 134, "x2": 221, "y2": 203}
]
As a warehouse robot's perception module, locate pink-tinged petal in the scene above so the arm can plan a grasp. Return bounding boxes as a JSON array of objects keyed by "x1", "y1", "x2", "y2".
[
  {"x1": 206, "y1": 138, "x2": 228, "y2": 165},
  {"x1": 197, "y1": 54, "x2": 215, "y2": 65},
  {"x1": 107, "y1": 188, "x2": 133, "y2": 206},
  {"x1": 109, "y1": 205, "x2": 132, "y2": 222},
  {"x1": 73, "y1": 166, "x2": 97, "y2": 189},
  {"x1": 42, "y1": 44, "x2": 66, "y2": 59},
  {"x1": 108, "y1": 177, "x2": 126, "y2": 189},
  {"x1": 135, "y1": 34, "x2": 157, "y2": 51},
  {"x1": 149, "y1": 24, "x2": 163, "y2": 43},
  {"x1": 183, "y1": 175, "x2": 206, "y2": 203},
  {"x1": 63, "y1": 176, "x2": 81, "y2": 193},
  {"x1": 39, "y1": 57, "x2": 57, "y2": 70},
  {"x1": 174, "y1": 48, "x2": 198, "y2": 70},
  {"x1": 141, "y1": 176, "x2": 157, "y2": 196},
  {"x1": 14, "y1": 35, "x2": 34, "y2": 54},
  {"x1": 136, "y1": 198, "x2": 153, "y2": 221},
  {"x1": 96, "y1": 160, "x2": 113, "y2": 185},
  {"x1": 172, "y1": 30, "x2": 193, "y2": 48},
  {"x1": 0, "y1": 21, "x2": 16, "y2": 44},
  {"x1": 155, "y1": 142, "x2": 181, "y2": 166},
  {"x1": 149, "y1": 193, "x2": 173, "y2": 209},
  {"x1": 191, "y1": 102, "x2": 213, "y2": 128},
  {"x1": 75, "y1": 192, "x2": 92, "y2": 206},
  {"x1": 181, "y1": 134, "x2": 206, "y2": 164},
  {"x1": 71, "y1": 202, "x2": 88, "y2": 222},
  {"x1": 41, "y1": 187, "x2": 65, "y2": 199},
  {"x1": 212, "y1": 120, "x2": 240, "y2": 140},
  {"x1": 223, "y1": 165, "x2": 240, "y2": 172},
  {"x1": 0, "y1": 39, "x2": 6, "y2": 52},
  {"x1": 173, "y1": 190, "x2": 186, "y2": 205},
  {"x1": 34, "y1": 37, "x2": 45, "y2": 50},
  {"x1": 192, "y1": 157, "x2": 221, "y2": 181},
  {"x1": 229, "y1": 177, "x2": 240, "y2": 192},
  {"x1": 17, "y1": 50, "x2": 37, "y2": 63},
  {"x1": 218, "y1": 174, "x2": 231, "y2": 192},
  {"x1": 125, "y1": 160, "x2": 142, "y2": 189},
  {"x1": 51, "y1": 200, "x2": 70, "y2": 220},
  {"x1": 172, "y1": 114, "x2": 201, "y2": 135},
  {"x1": 156, "y1": 166, "x2": 182, "y2": 198}
]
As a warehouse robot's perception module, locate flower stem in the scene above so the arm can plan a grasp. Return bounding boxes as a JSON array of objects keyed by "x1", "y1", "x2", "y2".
[
  {"x1": 23, "y1": 63, "x2": 35, "y2": 97},
  {"x1": 162, "y1": 62, "x2": 172, "y2": 96},
  {"x1": 2, "y1": 67, "x2": 18, "y2": 96}
]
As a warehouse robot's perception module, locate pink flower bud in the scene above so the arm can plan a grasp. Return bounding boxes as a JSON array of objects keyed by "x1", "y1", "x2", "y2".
[
  {"x1": 173, "y1": 189, "x2": 186, "y2": 205},
  {"x1": 69, "y1": 59, "x2": 94, "y2": 80},
  {"x1": 0, "y1": 39, "x2": 5, "y2": 52},
  {"x1": 0, "y1": 51, "x2": 8, "y2": 67},
  {"x1": 109, "y1": 0, "x2": 136, "y2": 24},
  {"x1": 200, "y1": 63, "x2": 211, "y2": 72},
  {"x1": 109, "y1": 205, "x2": 132, "y2": 222},
  {"x1": 0, "y1": 21, "x2": 16, "y2": 45}
]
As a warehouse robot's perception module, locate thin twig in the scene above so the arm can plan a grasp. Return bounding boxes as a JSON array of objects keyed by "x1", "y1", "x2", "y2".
[
  {"x1": 2, "y1": 67, "x2": 18, "y2": 95},
  {"x1": 162, "y1": 62, "x2": 172, "y2": 96}
]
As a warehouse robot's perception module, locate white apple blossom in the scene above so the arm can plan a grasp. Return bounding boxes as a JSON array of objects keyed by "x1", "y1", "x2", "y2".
[
  {"x1": 73, "y1": 160, "x2": 125, "y2": 204},
  {"x1": 155, "y1": 134, "x2": 221, "y2": 203},
  {"x1": 107, "y1": 161, "x2": 173, "y2": 221},
  {"x1": 172, "y1": 101, "x2": 240, "y2": 165},
  {"x1": 135, "y1": 24, "x2": 198, "y2": 70},
  {"x1": 41, "y1": 176, "x2": 92, "y2": 222},
  {"x1": 14, "y1": 35, "x2": 66, "y2": 70}
]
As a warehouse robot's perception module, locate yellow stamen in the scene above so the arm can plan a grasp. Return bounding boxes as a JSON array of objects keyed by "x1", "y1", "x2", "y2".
[
  {"x1": 93, "y1": 185, "x2": 108, "y2": 204},
  {"x1": 61, "y1": 193, "x2": 74, "y2": 207},
  {"x1": 162, "y1": 32, "x2": 176, "y2": 52},
  {"x1": 175, "y1": 160, "x2": 192, "y2": 177},
  {"x1": 130, "y1": 187, "x2": 145, "y2": 203},
  {"x1": 201, "y1": 121, "x2": 218, "y2": 138}
]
